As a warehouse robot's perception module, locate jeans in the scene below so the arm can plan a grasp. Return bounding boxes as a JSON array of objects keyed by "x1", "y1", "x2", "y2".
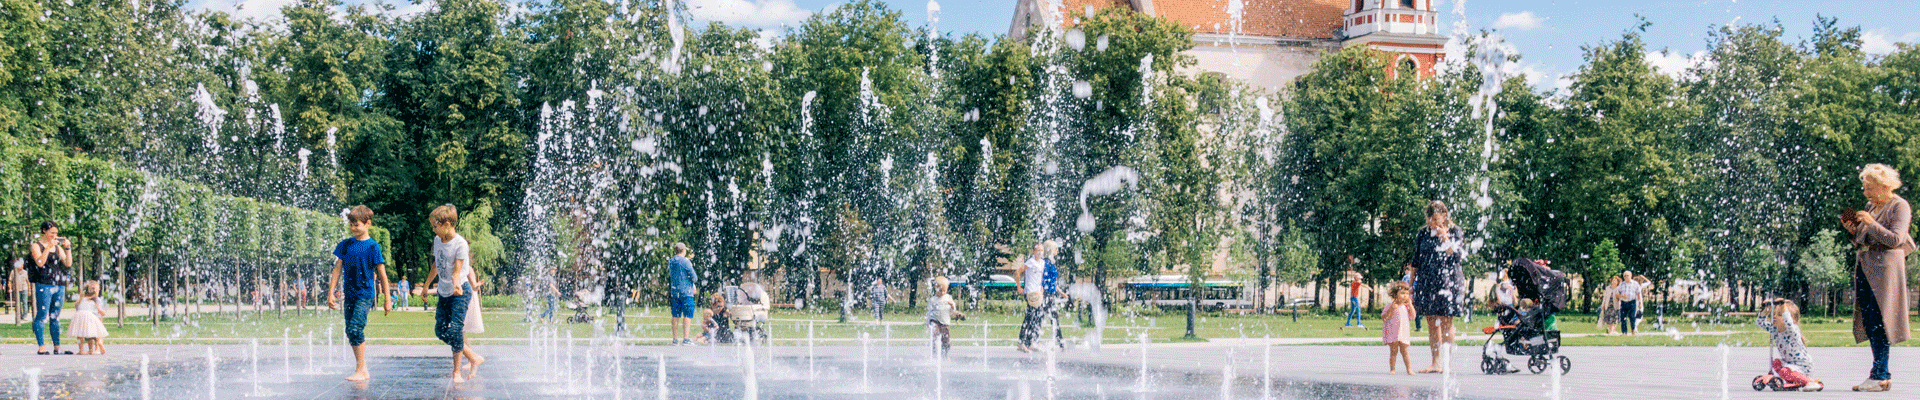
[
  {"x1": 543, "y1": 295, "x2": 556, "y2": 320},
  {"x1": 14, "y1": 290, "x2": 30, "y2": 323},
  {"x1": 1856, "y1": 274, "x2": 1892, "y2": 380},
  {"x1": 435, "y1": 283, "x2": 472, "y2": 353},
  {"x1": 33, "y1": 284, "x2": 64, "y2": 347},
  {"x1": 1344, "y1": 296, "x2": 1362, "y2": 326},
  {"x1": 1620, "y1": 300, "x2": 1639, "y2": 333},
  {"x1": 342, "y1": 297, "x2": 373, "y2": 346},
  {"x1": 872, "y1": 298, "x2": 887, "y2": 321},
  {"x1": 399, "y1": 293, "x2": 410, "y2": 309}
]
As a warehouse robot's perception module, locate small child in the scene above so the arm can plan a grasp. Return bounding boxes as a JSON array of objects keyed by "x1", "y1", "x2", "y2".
[
  {"x1": 425, "y1": 204, "x2": 480, "y2": 382},
  {"x1": 461, "y1": 273, "x2": 486, "y2": 379},
  {"x1": 1759, "y1": 298, "x2": 1823, "y2": 391},
  {"x1": 925, "y1": 276, "x2": 967, "y2": 357},
  {"x1": 70, "y1": 281, "x2": 110, "y2": 355},
  {"x1": 329, "y1": 205, "x2": 391, "y2": 382},
  {"x1": 1382, "y1": 282, "x2": 1414, "y2": 375}
]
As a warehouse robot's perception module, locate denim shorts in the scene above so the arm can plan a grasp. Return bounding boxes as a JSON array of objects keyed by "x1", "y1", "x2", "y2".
[
  {"x1": 343, "y1": 297, "x2": 373, "y2": 346},
  {"x1": 670, "y1": 293, "x2": 697, "y2": 318}
]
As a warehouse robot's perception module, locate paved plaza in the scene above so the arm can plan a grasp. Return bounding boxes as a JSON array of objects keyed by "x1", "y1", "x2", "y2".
[{"x1": 1, "y1": 337, "x2": 1915, "y2": 399}]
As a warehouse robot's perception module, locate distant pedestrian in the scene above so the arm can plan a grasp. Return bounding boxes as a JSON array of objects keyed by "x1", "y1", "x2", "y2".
[
  {"x1": 1597, "y1": 276, "x2": 1622, "y2": 335},
  {"x1": 10, "y1": 259, "x2": 28, "y2": 326},
  {"x1": 869, "y1": 277, "x2": 889, "y2": 322},
  {"x1": 1341, "y1": 265, "x2": 1368, "y2": 330},
  {"x1": 396, "y1": 277, "x2": 411, "y2": 310},
  {"x1": 1014, "y1": 242, "x2": 1047, "y2": 353},
  {"x1": 668, "y1": 243, "x2": 699, "y2": 346}
]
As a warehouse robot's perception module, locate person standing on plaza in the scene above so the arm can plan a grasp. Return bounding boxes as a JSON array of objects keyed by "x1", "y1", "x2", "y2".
[
  {"x1": 11, "y1": 258, "x2": 28, "y2": 326},
  {"x1": 29, "y1": 221, "x2": 74, "y2": 355},
  {"x1": 328, "y1": 206, "x2": 391, "y2": 381},
  {"x1": 1014, "y1": 242, "x2": 1048, "y2": 353},
  {"x1": 396, "y1": 276, "x2": 410, "y2": 311},
  {"x1": 1042, "y1": 240, "x2": 1066, "y2": 349},
  {"x1": 1400, "y1": 265, "x2": 1421, "y2": 332},
  {"x1": 1842, "y1": 163, "x2": 1912, "y2": 392},
  {"x1": 1342, "y1": 265, "x2": 1368, "y2": 330},
  {"x1": 1408, "y1": 201, "x2": 1466, "y2": 374},
  {"x1": 668, "y1": 242, "x2": 699, "y2": 346},
  {"x1": 869, "y1": 276, "x2": 889, "y2": 323}
]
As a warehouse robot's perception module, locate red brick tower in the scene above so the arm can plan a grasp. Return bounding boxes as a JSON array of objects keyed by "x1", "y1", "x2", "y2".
[{"x1": 1341, "y1": 0, "x2": 1446, "y2": 78}]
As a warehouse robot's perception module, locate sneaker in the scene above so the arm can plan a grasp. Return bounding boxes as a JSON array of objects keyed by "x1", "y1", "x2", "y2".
[
  {"x1": 1853, "y1": 379, "x2": 1890, "y2": 392},
  {"x1": 1803, "y1": 380, "x2": 1824, "y2": 392}
]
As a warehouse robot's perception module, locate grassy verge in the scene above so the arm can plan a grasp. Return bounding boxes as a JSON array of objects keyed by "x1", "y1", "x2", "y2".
[{"x1": 0, "y1": 304, "x2": 1910, "y2": 347}]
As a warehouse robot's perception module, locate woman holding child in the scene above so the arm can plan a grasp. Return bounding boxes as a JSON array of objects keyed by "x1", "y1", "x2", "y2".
[
  {"x1": 1842, "y1": 164, "x2": 1912, "y2": 392},
  {"x1": 1407, "y1": 201, "x2": 1466, "y2": 374}
]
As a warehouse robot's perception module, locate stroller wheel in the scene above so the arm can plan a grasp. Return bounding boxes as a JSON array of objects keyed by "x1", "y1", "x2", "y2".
[
  {"x1": 1481, "y1": 357, "x2": 1496, "y2": 375},
  {"x1": 1557, "y1": 356, "x2": 1571, "y2": 374},
  {"x1": 1527, "y1": 355, "x2": 1549, "y2": 374}
]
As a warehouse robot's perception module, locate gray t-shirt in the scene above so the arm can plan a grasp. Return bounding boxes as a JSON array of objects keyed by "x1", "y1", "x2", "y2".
[{"x1": 433, "y1": 234, "x2": 471, "y2": 297}]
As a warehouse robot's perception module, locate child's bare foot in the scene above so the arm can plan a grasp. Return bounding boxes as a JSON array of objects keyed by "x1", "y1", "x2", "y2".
[
  {"x1": 451, "y1": 373, "x2": 466, "y2": 384},
  {"x1": 344, "y1": 370, "x2": 370, "y2": 381},
  {"x1": 466, "y1": 355, "x2": 486, "y2": 379}
]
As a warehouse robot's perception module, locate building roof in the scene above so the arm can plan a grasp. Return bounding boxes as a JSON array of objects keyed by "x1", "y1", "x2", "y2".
[{"x1": 1014, "y1": 0, "x2": 1350, "y2": 42}]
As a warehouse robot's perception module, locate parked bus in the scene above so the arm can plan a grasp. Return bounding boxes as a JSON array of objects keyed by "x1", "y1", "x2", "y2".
[{"x1": 1123, "y1": 275, "x2": 1251, "y2": 310}]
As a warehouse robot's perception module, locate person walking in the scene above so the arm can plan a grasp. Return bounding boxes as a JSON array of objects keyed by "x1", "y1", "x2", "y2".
[
  {"x1": 1408, "y1": 201, "x2": 1467, "y2": 374},
  {"x1": 1613, "y1": 271, "x2": 1649, "y2": 335},
  {"x1": 1014, "y1": 242, "x2": 1047, "y2": 353},
  {"x1": 29, "y1": 221, "x2": 74, "y2": 355},
  {"x1": 1842, "y1": 164, "x2": 1912, "y2": 392},
  {"x1": 668, "y1": 243, "x2": 699, "y2": 346},
  {"x1": 1597, "y1": 276, "x2": 1622, "y2": 335}
]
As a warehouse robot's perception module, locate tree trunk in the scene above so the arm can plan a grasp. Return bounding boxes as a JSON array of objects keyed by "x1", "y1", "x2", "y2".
[
  {"x1": 116, "y1": 256, "x2": 127, "y2": 327},
  {"x1": 1184, "y1": 286, "x2": 1198, "y2": 339}
]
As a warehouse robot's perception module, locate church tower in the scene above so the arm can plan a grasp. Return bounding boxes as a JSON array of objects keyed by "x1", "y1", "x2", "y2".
[{"x1": 1342, "y1": 0, "x2": 1446, "y2": 78}]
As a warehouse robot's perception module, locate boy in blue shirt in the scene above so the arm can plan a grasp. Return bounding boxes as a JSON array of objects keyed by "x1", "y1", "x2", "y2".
[{"x1": 328, "y1": 205, "x2": 391, "y2": 382}]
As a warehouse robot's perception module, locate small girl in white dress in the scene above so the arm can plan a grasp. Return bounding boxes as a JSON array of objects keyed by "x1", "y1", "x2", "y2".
[{"x1": 70, "y1": 281, "x2": 111, "y2": 355}]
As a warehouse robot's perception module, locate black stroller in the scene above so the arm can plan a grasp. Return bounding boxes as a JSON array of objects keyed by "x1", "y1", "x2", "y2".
[{"x1": 1480, "y1": 258, "x2": 1572, "y2": 375}]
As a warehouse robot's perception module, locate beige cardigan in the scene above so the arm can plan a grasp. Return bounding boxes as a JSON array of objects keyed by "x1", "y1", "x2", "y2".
[{"x1": 1852, "y1": 194, "x2": 1915, "y2": 345}]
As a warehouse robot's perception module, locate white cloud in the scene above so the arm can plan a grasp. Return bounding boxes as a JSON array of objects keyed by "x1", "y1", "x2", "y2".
[
  {"x1": 1644, "y1": 50, "x2": 1707, "y2": 80},
  {"x1": 1862, "y1": 29, "x2": 1920, "y2": 56},
  {"x1": 1491, "y1": 11, "x2": 1544, "y2": 31},
  {"x1": 685, "y1": 0, "x2": 812, "y2": 28}
]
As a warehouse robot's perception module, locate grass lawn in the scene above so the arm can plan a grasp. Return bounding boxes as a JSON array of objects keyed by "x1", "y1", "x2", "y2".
[{"x1": 1, "y1": 302, "x2": 1912, "y2": 348}]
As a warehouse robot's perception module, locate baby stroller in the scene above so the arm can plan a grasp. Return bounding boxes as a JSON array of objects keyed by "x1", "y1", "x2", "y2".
[
  {"x1": 723, "y1": 283, "x2": 771, "y2": 344},
  {"x1": 1480, "y1": 258, "x2": 1572, "y2": 375}
]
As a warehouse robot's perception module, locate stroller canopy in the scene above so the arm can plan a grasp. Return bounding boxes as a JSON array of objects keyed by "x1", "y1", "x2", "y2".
[{"x1": 1507, "y1": 259, "x2": 1569, "y2": 313}]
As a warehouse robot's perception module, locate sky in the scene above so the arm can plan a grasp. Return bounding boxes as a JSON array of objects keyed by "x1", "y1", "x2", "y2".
[{"x1": 187, "y1": 0, "x2": 1918, "y2": 92}]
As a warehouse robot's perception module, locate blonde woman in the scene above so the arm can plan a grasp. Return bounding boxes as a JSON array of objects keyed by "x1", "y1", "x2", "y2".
[
  {"x1": 1842, "y1": 164, "x2": 1913, "y2": 392},
  {"x1": 1407, "y1": 201, "x2": 1467, "y2": 374},
  {"x1": 1597, "y1": 276, "x2": 1622, "y2": 335}
]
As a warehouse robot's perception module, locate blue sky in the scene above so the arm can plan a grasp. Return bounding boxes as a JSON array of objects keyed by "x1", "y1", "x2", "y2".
[{"x1": 189, "y1": 0, "x2": 1917, "y2": 91}]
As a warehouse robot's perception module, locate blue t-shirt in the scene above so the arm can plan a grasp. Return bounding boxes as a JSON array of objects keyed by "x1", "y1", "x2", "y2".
[
  {"x1": 1043, "y1": 258, "x2": 1059, "y2": 293},
  {"x1": 668, "y1": 255, "x2": 697, "y2": 297},
  {"x1": 333, "y1": 237, "x2": 385, "y2": 300}
]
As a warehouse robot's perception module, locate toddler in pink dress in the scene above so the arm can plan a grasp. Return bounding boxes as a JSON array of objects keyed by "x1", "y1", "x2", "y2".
[{"x1": 1382, "y1": 282, "x2": 1414, "y2": 374}]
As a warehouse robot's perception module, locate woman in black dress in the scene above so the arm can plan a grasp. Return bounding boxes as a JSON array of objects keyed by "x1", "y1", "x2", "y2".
[{"x1": 1408, "y1": 201, "x2": 1466, "y2": 373}]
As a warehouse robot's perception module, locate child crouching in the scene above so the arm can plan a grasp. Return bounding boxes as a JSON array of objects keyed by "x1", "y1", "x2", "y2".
[{"x1": 1759, "y1": 298, "x2": 1823, "y2": 391}]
